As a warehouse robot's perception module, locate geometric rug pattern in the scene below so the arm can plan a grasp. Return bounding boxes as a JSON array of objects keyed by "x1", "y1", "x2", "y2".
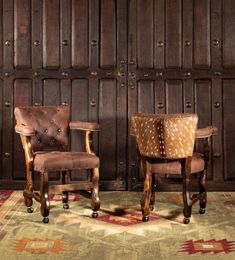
[{"x1": 0, "y1": 190, "x2": 235, "y2": 259}]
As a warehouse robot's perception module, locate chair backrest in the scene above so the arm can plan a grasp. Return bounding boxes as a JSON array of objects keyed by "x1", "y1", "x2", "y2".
[
  {"x1": 14, "y1": 106, "x2": 70, "y2": 152},
  {"x1": 131, "y1": 113, "x2": 198, "y2": 159}
]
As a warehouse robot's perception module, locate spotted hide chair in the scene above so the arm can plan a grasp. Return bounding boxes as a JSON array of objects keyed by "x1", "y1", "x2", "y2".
[
  {"x1": 131, "y1": 113, "x2": 218, "y2": 224},
  {"x1": 15, "y1": 106, "x2": 100, "y2": 223}
]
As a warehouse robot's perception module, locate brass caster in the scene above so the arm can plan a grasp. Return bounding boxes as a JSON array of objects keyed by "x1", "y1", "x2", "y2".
[
  {"x1": 27, "y1": 207, "x2": 34, "y2": 213},
  {"x1": 42, "y1": 217, "x2": 49, "y2": 223},
  {"x1": 199, "y1": 208, "x2": 206, "y2": 214},
  {"x1": 92, "y1": 211, "x2": 98, "y2": 218},
  {"x1": 63, "y1": 203, "x2": 69, "y2": 210},
  {"x1": 183, "y1": 218, "x2": 190, "y2": 224},
  {"x1": 142, "y1": 215, "x2": 149, "y2": 222}
]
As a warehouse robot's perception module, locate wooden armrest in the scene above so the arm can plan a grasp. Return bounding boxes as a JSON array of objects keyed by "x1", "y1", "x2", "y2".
[
  {"x1": 69, "y1": 121, "x2": 100, "y2": 131},
  {"x1": 15, "y1": 124, "x2": 35, "y2": 136},
  {"x1": 195, "y1": 126, "x2": 218, "y2": 139}
]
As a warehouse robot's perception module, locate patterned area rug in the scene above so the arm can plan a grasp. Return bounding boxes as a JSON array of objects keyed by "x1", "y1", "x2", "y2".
[{"x1": 0, "y1": 190, "x2": 235, "y2": 259}]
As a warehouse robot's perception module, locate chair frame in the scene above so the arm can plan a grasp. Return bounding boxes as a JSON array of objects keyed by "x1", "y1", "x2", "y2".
[
  {"x1": 16, "y1": 118, "x2": 100, "y2": 223},
  {"x1": 135, "y1": 122, "x2": 217, "y2": 224}
]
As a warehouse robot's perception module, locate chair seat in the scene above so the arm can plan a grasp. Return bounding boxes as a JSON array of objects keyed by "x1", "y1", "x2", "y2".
[
  {"x1": 152, "y1": 153, "x2": 205, "y2": 175},
  {"x1": 34, "y1": 151, "x2": 99, "y2": 172}
]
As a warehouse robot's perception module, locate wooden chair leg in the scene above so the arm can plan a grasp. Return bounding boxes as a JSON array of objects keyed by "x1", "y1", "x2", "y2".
[
  {"x1": 24, "y1": 167, "x2": 34, "y2": 213},
  {"x1": 141, "y1": 161, "x2": 152, "y2": 221},
  {"x1": 91, "y1": 168, "x2": 100, "y2": 218},
  {"x1": 61, "y1": 171, "x2": 69, "y2": 209},
  {"x1": 199, "y1": 170, "x2": 207, "y2": 214},
  {"x1": 40, "y1": 172, "x2": 50, "y2": 223},
  {"x1": 149, "y1": 173, "x2": 155, "y2": 211},
  {"x1": 182, "y1": 158, "x2": 193, "y2": 224}
]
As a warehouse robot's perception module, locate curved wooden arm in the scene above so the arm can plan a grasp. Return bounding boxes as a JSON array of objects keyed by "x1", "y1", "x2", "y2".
[
  {"x1": 85, "y1": 130, "x2": 95, "y2": 155},
  {"x1": 15, "y1": 124, "x2": 35, "y2": 136},
  {"x1": 20, "y1": 135, "x2": 34, "y2": 170},
  {"x1": 195, "y1": 126, "x2": 218, "y2": 139},
  {"x1": 69, "y1": 121, "x2": 100, "y2": 131}
]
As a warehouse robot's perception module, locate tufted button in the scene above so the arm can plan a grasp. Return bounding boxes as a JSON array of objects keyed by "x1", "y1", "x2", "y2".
[
  {"x1": 51, "y1": 138, "x2": 56, "y2": 144},
  {"x1": 57, "y1": 128, "x2": 61, "y2": 134},
  {"x1": 37, "y1": 137, "x2": 41, "y2": 144},
  {"x1": 44, "y1": 129, "x2": 48, "y2": 133}
]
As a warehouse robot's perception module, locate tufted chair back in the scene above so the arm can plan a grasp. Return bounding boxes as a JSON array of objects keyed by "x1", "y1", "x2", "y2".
[
  {"x1": 131, "y1": 113, "x2": 198, "y2": 159},
  {"x1": 14, "y1": 106, "x2": 70, "y2": 152}
]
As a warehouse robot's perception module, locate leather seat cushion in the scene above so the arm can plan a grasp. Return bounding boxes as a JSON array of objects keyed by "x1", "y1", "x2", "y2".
[
  {"x1": 152, "y1": 153, "x2": 205, "y2": 174},
  {"x1": 34, "y1": 151, "x2": 99, "y2": 172}
]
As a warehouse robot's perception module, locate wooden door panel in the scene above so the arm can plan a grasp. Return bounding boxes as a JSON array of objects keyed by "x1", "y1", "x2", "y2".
[
  {"x1": 14, "y1": 0, "x2": 31, "y2": 69},
  {"x1": 165, "y1": 0, "x2": 182, "y2": 69},
  {"x1": 71, "y1": 0, "x2": 89, "y2": 69},
  {"x1": 42, "y1": 0, "x2": 60, "y2": 69},
  {"x1": 137, "y1": 80, "x2": 155, "y2": 113},
  {"x1": 0, "y1": 0, "x2": 3, "y2": 68},
  {"x1": 100, "y1": 0, "x2": 116, "y2": 68},
  {"x1": 223, "y1": 80, "x2": 235, "y2": 180},
  {"x1": 137, "y1": 0, "x2": 154, "y2": 68},
  {"x1": 43, "y1": 79, "x2": 60, "y2": 105},
  {"x1": 13, "y1": 79, "x2": 32, "y2": 179},
  {"x1": 166, "y1": 80, "x2": 183, "y2": 113},
  {"x1": 223, "y1": 0, "x2": 235, "y2": 68},
  {"x1": 193, "y1": 0, "x2": 211, "y2": 69},
  {"x1": 195, "y1": 79, "x2": 212, "y2": 180}
]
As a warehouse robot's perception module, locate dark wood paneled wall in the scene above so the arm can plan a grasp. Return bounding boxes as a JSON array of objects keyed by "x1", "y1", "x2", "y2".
[{"x1": 0, "y1": 0, "x2": 235, "y2": 191}]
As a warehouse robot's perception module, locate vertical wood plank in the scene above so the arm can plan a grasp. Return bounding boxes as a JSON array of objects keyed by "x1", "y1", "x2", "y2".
[
  {"x1": 2, "y1": 0, "x2": 14, "y2": 179},
  {"x1": 166, "y1": 80, "x2": 183, "y2": 113},
  {"x1": 212, "y1": 79, "x2": 223, "y2": 181},
  {"x1": 14, "y1": 0, "x2": 31, "y2": 69},
  {"x1": 13, "y1": 79, "x2": 32, "y2": 179},
  {"x1": 137, "y1": 80, "x2": 154, "y2": 113},
  {"x1": 99, "y1": 79, "x2": 117, "y2": 180},
  {"x1": 154, "y1": 0, "x2": 165, "y2": 69},
  {"x1": 0, "y1": 0, "x2": 3, "y2": 68},
  {"x1": 194, "y1": 0, "x2": 211, "y2": 68},
  {"x1": 211, "y1": 0, "x2": 222, "y2": 69},
  {"x1": 182, "y1": 0, "x2": 193, "y2": 69},
  {"x1": 195, "y1": 79, "x2": 212, "y2": 179},
  {"x1": 43, "y1": 0, "x2": 60, "y2": 68},
  {"x1": 116, "y1": 0, "x2": 127, "y2": 189},
  {"x1": 165, "y1": 0, "x2": 182, "y2": 68},
  {"x1": 155, "y1": 80, "x2": 166, "y2": 114},
  {"x1": 71, "y1": 79, "x2": 89, "y2": 181},
  {"x1": 183, "y1": 80, "x2": 194, "y2": 113},
  {"x1": 137, "y1": 0, "x2": 153, "y2": 68},
  {"x1": 32, "y1": 0, "x2": 42, "y2": 69},
  {"x1": 71, "y1": 0, "x2": 89, "y2": 69},
  {"x1": 223, "y1": 80, "x2": 235, "y2": 180},
  {"x1": 222, "y1": 0, "x2": 235, "y2": 68},
  {"x1": 43, "y1": 79, "x2": 60, "y2": 105},
  {"x1": 61, "y1": 0, "x2": 71, "y2": 68},
  {"x1": 100, "y1": 0, "x2": 116, "y2": 68}
]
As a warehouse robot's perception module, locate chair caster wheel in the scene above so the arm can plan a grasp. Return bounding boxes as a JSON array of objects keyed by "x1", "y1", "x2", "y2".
[
  {"x1": 150, "y1": 205, "x2": 154, "y2": 211},
  {"x1": 27, "y1": 207, "x2": 33, "y2": 213},
  {"x1": 143, "y1": 216, "x2": 149, "y2": 222},
  {"x1": 183, "y1": 218, "x2": 190, "y2": 224},
  {"x1": 92, "y1": 211, "x2": 98, "y2": 218},
  {"x1": 199, "y1": 208, "x2": 206, "y2": 214},
  {"x1": 42, "y1": 217, "x2": 49, "y2": 223},
  {"x1": 63, "y1": 203, "x2": 69, "y2": 210}
]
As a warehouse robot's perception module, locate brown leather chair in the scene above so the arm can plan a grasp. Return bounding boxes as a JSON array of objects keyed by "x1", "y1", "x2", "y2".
[
  {"x1": 131, "y1": 113, "x2": 218, "y2": 224},
  {"x1": 14, "y1": 105, "x2": 100, "y2": 223}
]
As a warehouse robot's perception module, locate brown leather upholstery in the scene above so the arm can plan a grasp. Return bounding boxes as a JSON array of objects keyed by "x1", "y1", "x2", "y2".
[
  {"x1": 14, "y1": 105, "x2": 101, "y2": 223},
  {"x1": 34, "y1": 152, "x2": 99, "y2": 172},
  {"x1": 152, "y1": 153, "x2": 205, "y2": 174},
  {"x1": 15, "y1": 106, "x2": 70, "y2": 152}
]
